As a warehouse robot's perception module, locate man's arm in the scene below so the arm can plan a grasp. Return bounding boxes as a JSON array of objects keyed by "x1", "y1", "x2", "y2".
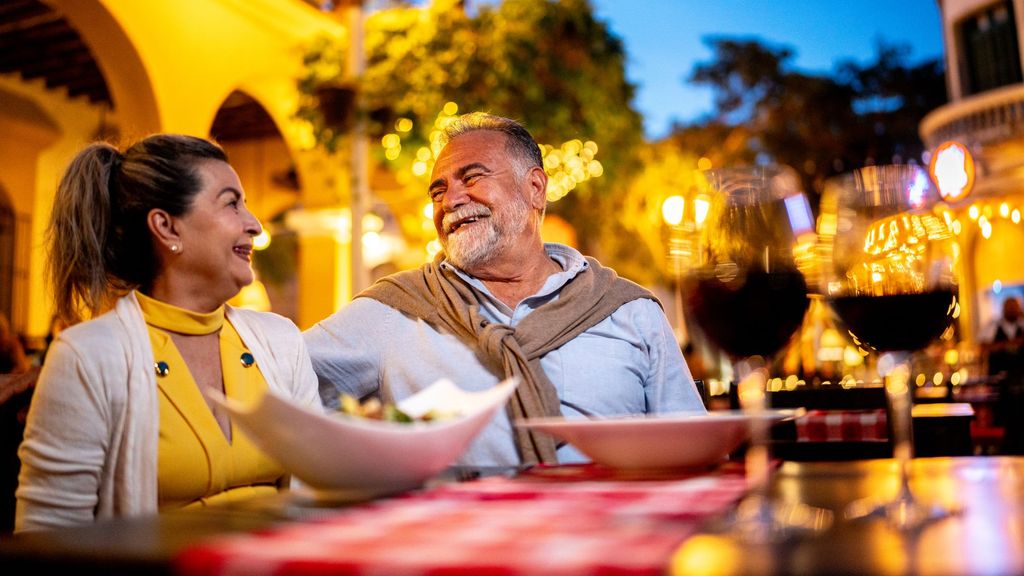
[
  {"x1": 635, "y1": 299, "x2": 707, "y2": 413},
  {"x1": 303, "y1": 299, "x2": 392, "y2": 409}
]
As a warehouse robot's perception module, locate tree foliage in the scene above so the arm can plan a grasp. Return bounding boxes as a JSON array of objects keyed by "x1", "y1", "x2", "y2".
[
  {"x1": 675, "y1": 38, "x2": 947, "y2": 202},
  {"x1": 298, "y1": 0, "x2": 646, "y2": 267}
]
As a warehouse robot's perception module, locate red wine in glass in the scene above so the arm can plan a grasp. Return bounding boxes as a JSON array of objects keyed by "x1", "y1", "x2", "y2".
[
  {"x1": 831, "y1": 289, "x2": 958, "y2": 353},
  {"x1": 687, "y1": 269, "x2": 810, "y2": 359}
]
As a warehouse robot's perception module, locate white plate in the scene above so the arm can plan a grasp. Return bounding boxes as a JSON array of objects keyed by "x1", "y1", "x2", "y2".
[
  {"x1": 517, "y1": 410, "x2": 796, "y2": 471},
  {"x1": 209, "y1": 378, "x2": 519, "y2": 500}
]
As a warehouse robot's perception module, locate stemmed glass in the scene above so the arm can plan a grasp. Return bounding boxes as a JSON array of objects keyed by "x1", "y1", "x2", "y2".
[
  {"x1": 818, "y1": 164, "x2": 960, "y2": 529},
  {"x1": 681, "y1": 165, "x2": 830, "y2": 542}
]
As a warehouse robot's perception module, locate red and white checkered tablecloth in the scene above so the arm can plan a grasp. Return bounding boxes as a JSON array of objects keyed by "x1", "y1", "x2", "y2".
[
  {"x1": 175, "y1": 464, "x2": 749, "y2": 576},
  {"x1": 795, "y1": 409, "x2": 889, "y2": 442}
]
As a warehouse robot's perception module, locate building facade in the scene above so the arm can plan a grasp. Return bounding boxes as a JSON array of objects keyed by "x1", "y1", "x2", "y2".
[
  {"x1": 922, "y1": 0, "x2": 1024, "y2": 344},
  {"x1": 0, "y1": 0, "x2": 367, "y2": 348}
]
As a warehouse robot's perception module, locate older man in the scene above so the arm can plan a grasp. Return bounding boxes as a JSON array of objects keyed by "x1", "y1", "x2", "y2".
[{"x1": 305, "y1": 113, "x2": 704, "y2": 466}]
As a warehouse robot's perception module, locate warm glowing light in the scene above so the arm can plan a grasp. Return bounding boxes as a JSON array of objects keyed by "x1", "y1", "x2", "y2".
[
  {"x1": 697, "y1": 157, "x2": 712, "y2": 171},
  {"x1": 1014, "y1": 209, "x2": 1022, "y2": 224},
  {"x1": 929, "y1": 140, "x2": 974, "y2": 202},
  {"x1": 662, "y1": 195, "x2": 685, "y2": 226},
  {"x1": 253, "y1": 230, "x2": 271, "y2": 250},
  {"x1": 671, "y1": 535, "x2": 742, "y2": 574},
  {"x1": 950, "y1": 371, "x2": 961, "y2": 385},
  {"x1": 539, "y1": 138, "x2": 604, "y2": 202},
  {"x1": 944, "y1": 348, "x2": 959, "y2": 365},
  {"x1": 422, "y1": 203, "x2": 433, "y2": 219},
  {"x1": 395, "y1": 118, "x2": 413, "y2": 132},
  {"x1": 843, "y1": 346, "x2": 864, "y2": 366},
  {"x1": 443, "y1": 101, "x2": 459, "y2": 116},
  {"x1": 980, "y1": 218, "x2": 992, "y2": 239},
  {"x1": 412, "y1": 161, "x2": 428, "y2": 176},
  {"x1": 361, "y1": 230, "x2": 382, "y2": 249},
  {"x1": 693, "y1": 196, "x2": 710, "y2": 227},
  {"x1": 381, "y1": 133, "x2": 400, "y2": 148},
  {"x1": 362, "y1": 213, "x2": 384, "y2": 233},
  {"x1": 1000, "y1": 202, "x2": 1011, "y2": 218},
  {"x1": 969, "y1": 205, "x2": 980, "y2": 220},
  {"x1": 426, "y1": 239, "x2": 442, "y2": 258},
  {"x1": 819, "y1": 213, "x2": 837, "y2": 236},
  {"x1": 915, "y1": 373, "x2": 926, "y2": 387}
]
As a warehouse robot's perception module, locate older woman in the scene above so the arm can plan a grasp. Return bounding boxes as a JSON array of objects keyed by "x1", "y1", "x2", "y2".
[{"x1": 16, "y1": 135, "x2": 319, "y2": 531}]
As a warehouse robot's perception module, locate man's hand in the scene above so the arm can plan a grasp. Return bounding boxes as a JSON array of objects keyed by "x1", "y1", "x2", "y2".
[{"x1": 0, "y1": 366, "x2": 40, "y2": 406}]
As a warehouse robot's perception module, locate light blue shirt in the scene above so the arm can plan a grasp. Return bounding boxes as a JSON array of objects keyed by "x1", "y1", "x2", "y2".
[{"x1": 304, "y1": 243, "x2": 705, "y2": 466}]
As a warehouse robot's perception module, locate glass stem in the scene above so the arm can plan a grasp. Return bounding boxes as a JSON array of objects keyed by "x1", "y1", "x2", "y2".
[
  {"x1": 880, "y1": 351, "x2": 914, "y2": 500},
  {"x1": 736, "y1": 362, "x2": 770, "y2": 494}
]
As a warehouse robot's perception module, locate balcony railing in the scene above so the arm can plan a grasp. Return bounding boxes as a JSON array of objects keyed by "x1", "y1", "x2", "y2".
[{"x1": 920, "y1": 83, "x2": 1024, "y2": 149}]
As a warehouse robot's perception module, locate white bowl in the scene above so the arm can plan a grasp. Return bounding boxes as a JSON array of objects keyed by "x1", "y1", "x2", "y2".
[
  {"x1": 210, "y1": 378, "x2": 518, "y2": 500},
  {"x1": 517, "y1": 411, "x2": 792, "y2": 471}
]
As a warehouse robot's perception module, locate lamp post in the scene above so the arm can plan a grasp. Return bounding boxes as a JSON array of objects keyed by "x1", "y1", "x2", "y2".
[{"x1": 662, "y1": 195, "x2": 687, "y2": 346}]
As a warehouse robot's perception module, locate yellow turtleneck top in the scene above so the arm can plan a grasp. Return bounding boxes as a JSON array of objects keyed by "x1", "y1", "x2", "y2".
[{"x1": 136, "y1": 292, "x2": 283, "y2": 510}]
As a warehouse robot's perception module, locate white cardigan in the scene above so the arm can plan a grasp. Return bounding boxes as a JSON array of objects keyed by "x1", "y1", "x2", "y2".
[{"x1": 15, "y1": 292, "x2": 321, "y2": 532}]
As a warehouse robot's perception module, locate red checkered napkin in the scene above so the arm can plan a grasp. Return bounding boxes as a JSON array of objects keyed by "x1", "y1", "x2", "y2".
[
  {"x1": 176, "y1": 465, "x2": 748, "y2": 576},
  {"x1": 796, "y1": 409, "x2": 889, "y2": 442}
]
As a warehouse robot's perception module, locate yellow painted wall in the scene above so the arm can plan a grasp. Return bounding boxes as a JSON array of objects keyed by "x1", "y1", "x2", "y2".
[
  {"x1": 1, "y1": 0, "x2": 352, "y2": 337},
  {"x1": 0, "y1": 77, "x2": 117, "y2": 338}
]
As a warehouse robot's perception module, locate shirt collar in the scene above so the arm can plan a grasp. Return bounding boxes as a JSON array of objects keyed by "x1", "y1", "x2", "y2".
[{"x1": 440, "y1": 242, "x2": 589, "y2": 302}]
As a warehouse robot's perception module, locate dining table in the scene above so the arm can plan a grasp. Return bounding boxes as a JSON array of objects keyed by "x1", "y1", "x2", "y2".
[{"x1": 2, "y1": 456, "x2": 1024, "y2": 575}]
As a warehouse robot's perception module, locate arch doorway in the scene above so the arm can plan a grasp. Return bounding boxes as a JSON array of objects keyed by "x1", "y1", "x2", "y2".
[{"x1": 211, "y1": 91, "x2": 301, "y2": 321}]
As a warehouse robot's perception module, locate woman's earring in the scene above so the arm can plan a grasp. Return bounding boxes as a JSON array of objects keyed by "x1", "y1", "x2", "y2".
[{"x1": 170, "y1": 244, "x2": 180, "y2": 253}]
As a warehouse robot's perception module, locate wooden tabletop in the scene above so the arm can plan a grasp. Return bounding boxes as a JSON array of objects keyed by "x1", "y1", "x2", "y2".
[
  {"x1": 672, "y1": 456, "x2": 1024, "y2": 575},
  {"x1": 3, "y1": 457, "x2": 1023, "y2": 575}
]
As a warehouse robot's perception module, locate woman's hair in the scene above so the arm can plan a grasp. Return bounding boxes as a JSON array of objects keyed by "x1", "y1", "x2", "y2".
[{"x1": 47, "y1": 134, "x2": 228, "y2": 324}]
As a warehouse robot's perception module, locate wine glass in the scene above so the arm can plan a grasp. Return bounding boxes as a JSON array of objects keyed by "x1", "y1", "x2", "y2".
[
  {"x1": 681, "y1": 165, "x2": 830, "y2": 542},
  {"x1": 818, "y1": 164, "x2": 960, "y2": 529}
]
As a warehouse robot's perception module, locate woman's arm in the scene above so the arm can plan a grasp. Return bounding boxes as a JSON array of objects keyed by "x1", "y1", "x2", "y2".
[{"x1": 15, "y1": 340, "x2": 110, "y2": 531}]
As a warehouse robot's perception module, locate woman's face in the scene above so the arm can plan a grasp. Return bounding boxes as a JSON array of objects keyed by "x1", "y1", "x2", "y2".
[{"x1": 172, "y1": 159, "x2": 262, "y2": 306}]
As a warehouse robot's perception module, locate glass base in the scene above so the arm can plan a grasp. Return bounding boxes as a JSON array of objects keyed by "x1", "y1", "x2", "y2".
[
  {"x1": 712, "y1": 494, "x2": 834, "y2": 544},
  {"x1": 845, "y1": 491, "x2": 960, "y2": 531}
]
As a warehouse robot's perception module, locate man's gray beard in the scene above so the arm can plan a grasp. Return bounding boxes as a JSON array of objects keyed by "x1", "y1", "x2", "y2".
[{"x1": 442, "y1": 195, "x2": 531, "y2": 271}]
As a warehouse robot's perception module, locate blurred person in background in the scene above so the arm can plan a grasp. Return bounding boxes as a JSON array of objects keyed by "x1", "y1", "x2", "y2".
[
  {"x1": 982, "y1": 295, "x2": 1024, "y2": 453},
  {"x1": 982, "y1": 295, "x2": 1024, "y2": 379},
  {"x1": 15, "y1": 135, "x2": 319, "y2": 532},
  {"x1": 0, "y1": 314, "x2": 27, "y2": 376},
  {"x1": 306, "y1": 113, "x2": 704, "y2": 467},
  {"x1": 0, "y1": 313, "x2": 32, "y2": 533}
]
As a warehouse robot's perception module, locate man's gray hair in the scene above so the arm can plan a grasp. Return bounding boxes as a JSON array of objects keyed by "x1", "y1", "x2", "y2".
[{"x1": 440, "y1": 113, "x2": 544, "y2": 177}]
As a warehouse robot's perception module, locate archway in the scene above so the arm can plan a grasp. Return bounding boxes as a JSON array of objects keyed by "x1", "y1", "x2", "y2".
[{"x1": 211, "y1": 91, "x2": 301, "y2": 321}]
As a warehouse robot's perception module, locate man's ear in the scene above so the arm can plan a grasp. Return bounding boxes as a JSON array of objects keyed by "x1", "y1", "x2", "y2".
[
  {"x1": 147, "y1": 208, "x2": 180, "y2": 251},
  {"x1": 525, "y1": 166, "x2": 548, "y2": 210}
]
